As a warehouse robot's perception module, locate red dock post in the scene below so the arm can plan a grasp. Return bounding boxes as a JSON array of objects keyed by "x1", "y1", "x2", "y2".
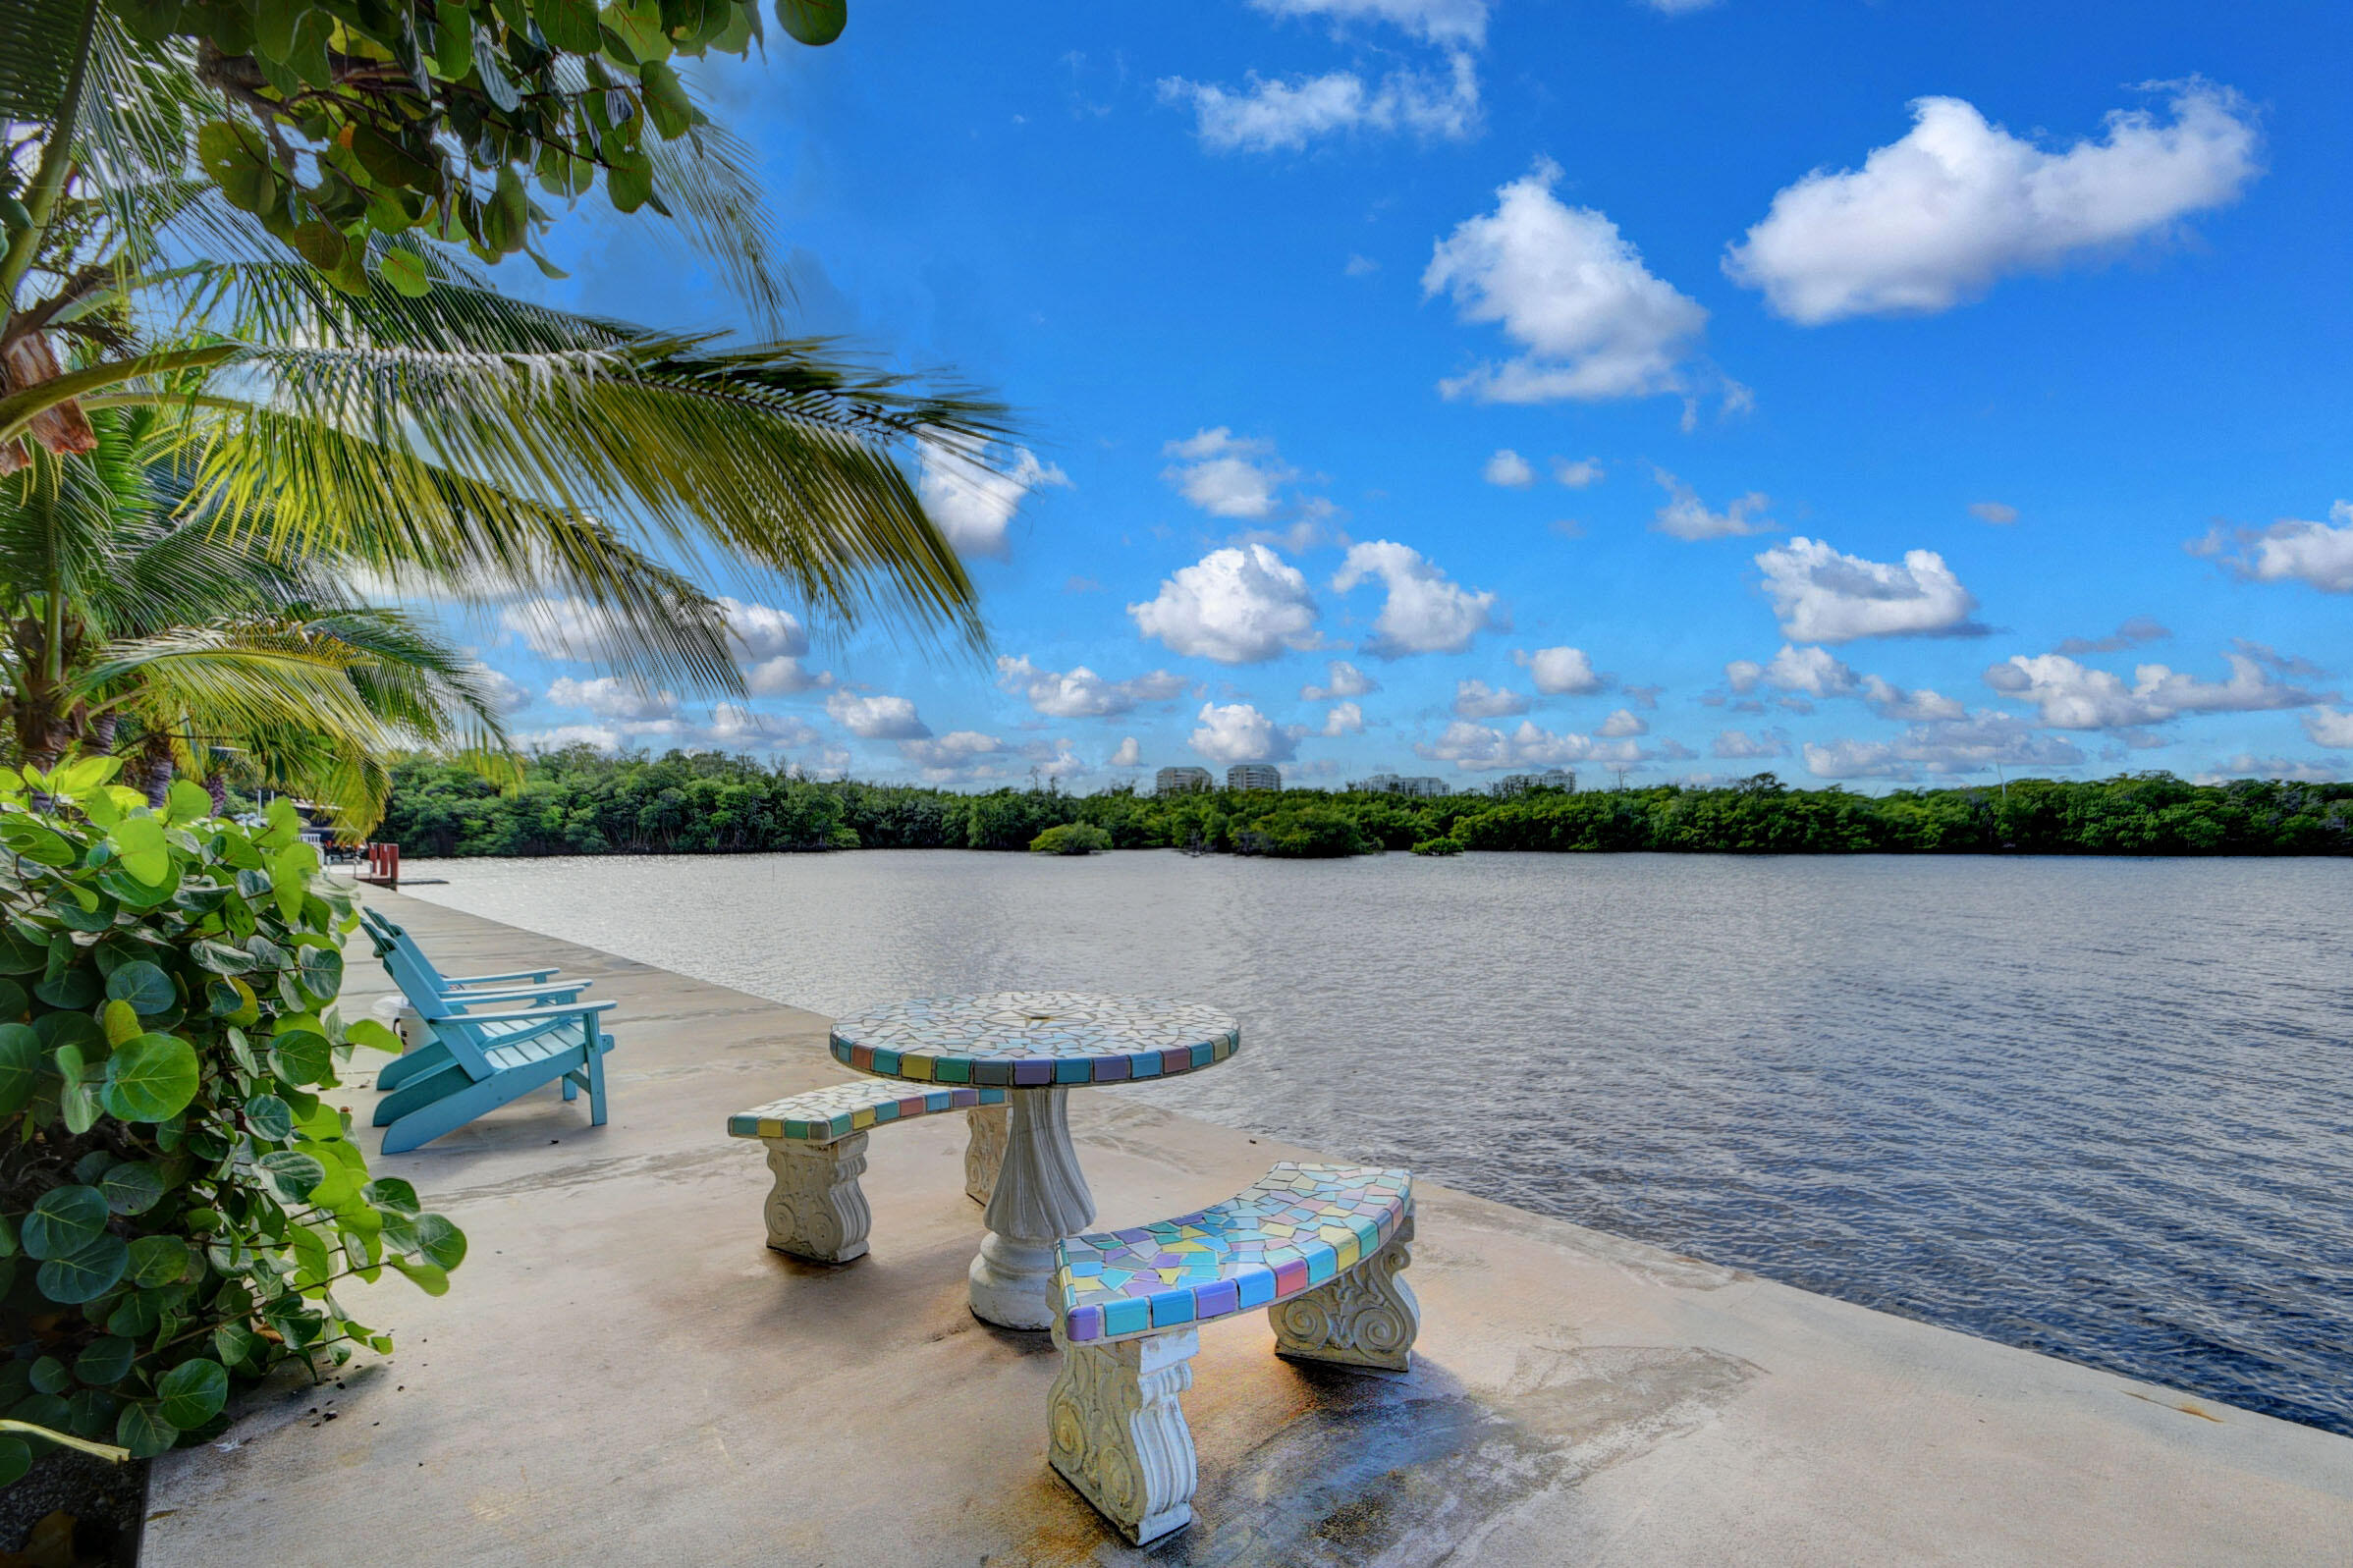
[{"x1": 357, "y1": 841, "x2": 400, "y2": 889}]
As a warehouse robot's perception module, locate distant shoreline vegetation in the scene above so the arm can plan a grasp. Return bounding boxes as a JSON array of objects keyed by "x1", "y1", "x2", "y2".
[{"x1": 374, "y1": 748, "x2": 2353, "y2": 859}]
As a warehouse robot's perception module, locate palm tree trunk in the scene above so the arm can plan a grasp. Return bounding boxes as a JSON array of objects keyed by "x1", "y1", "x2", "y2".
[{"x1": 133, "y1": 739, "x2": 172, "y2": 806}]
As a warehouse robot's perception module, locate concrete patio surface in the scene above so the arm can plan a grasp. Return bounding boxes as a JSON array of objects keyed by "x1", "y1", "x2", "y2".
[{"x1": 145, "y1": 890, "x2": 2352, "y2": 1566}]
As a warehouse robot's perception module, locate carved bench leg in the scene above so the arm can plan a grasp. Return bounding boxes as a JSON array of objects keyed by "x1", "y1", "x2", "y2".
[
  {"x1": 1047, "y1": 1325, "x2": 1200, "y2": 1546},
  {"x1": 760, "y1": 1133, "x2": 872, "y2": 1264},
  {"x1": 1271, "y1": 1207, "x2": 1419, "y2": 1373},
  {"x1": 964, "y1": 1103, "x2": 1008, "y2": 1206}
]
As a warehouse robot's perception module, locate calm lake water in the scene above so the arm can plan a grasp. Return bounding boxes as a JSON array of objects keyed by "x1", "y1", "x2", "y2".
[{"x1": 402, "y1": 851, "x2": 2352, "y2": 1435}]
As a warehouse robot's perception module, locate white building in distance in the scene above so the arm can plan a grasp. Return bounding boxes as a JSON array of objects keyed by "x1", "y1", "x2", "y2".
[
  {"x1": 1495, "y1": 770, "x2": 1576, "y2": 796},
  {"x1": 1358, "y1": 773, "x2": 1450, "y2": 797},
  {"x1": 1155, "y1": 766, "x2": 1214, "y2": 796},
  {"x1": 1226, "y1": 764, "x2": 1283, "y2": 792}
]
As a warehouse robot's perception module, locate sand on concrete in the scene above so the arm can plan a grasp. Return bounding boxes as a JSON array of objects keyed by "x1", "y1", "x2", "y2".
[{"x1": 145, "y1": 890, "x2": 2353, "y2": 1566}]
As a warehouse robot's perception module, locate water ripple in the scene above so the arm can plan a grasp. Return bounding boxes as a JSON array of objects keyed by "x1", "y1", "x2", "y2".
[{"x1": 405, "y1": 850, "x2": 2353, "y2": 1434}]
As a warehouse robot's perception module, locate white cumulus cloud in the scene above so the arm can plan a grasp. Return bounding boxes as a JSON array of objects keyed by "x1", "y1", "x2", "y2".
[
  {"x1": 742, "y1": 657, "x2": 830, "y2": 696},
  {"x1": 1652, "y1": 468, "x2": 1772, "y2": 540},
  {"x1": 1483, "y1": 449, "x2": 1536, "y2": 488},
  {"x1": 1970, "y1": 501, "x2": 2021, "y2": 526},
  {"x1": 1301, "y1": 659, "x2": 1379, "y2": 700},
  {"x1": 898, "y1": 730, "x2": 1011, "y2": 784},
  {"x1": 917, "y1": 444, "x2": 1071, "y2": 560},
  {"x1": 1332, "y1": 540, "x2": 1502, "y2": 657},
  {"x1": 825, "y1": 691, "x2": 933, "y2": 739},
  {"x1": 1712, "y1": 729, "x2": 1788, "y2": 760},
  {"x1": 719, "y1": 599, "x2": 808, "y2": 661},
  {"x1": 1725, "y1": 643, "x2": 1857, "y2": 698},
  {"x1": 1321, "y1": 701, "x2": 1365, "y2": 736},
  {"x1": 1129, "y1": 544, "x2": 1321, "y2": 664},
  {"x1": 1424, "y1": 158, "x2": 1708, "y2": 404},
  {"x1": 1161, "y1": 51, "x2": 1479, "y2": 154},
  {"x1": 1596, "y1": 708, "x2": 1648, "y2": 737},
  {"x1": 715, "y1": 601, "x2": 830, "y2": 694},
  {"x1": 1190, "y1": 702, "x2": 1305, "y2": 765},
  {"x1": 1725, "y1": 83, "x2": 2262, "y2": 324},
  {"x1": 1984, "y1": 651, "x2": 2323, "y2": 730},
  {"x1": 1109, "y1": 736, "x2": 1143, "y2": 768},
  {"x1": 1160, "y1": 428, "x2": 1306, "y2": 520},
  {"x1": 1755, "y1": 537, "x2": 1985, "y2": 643},
  {"x1": 1803, "y1": 714, "x2": 2085, "y2": 781},
  {"x1": 995, "y1": 656, "x2": 1188, "y2": 719},
  {"x1": 546, "y1": 676, "x2": 678, "y2": 723},
  {"x1": 1554, "y1": 457, "x2": 1603, "y2": 489},
  {"x1": 1419, "y1": 718, "x2": 1648, "y2": 773},
  {"x1": 2305, "y1": 710, "x2": 2353, "y2": 749},
  {"x1": 1452, "y1": 678, "x2": 1527, "y2": 718},
  {"x1": 1861, "y1": 675, "x2": 1968, "y2": 722},
  {"x1": 1248, "y1": 0, "x2": 1488, "y2": 46},
  {"x1": 1513, "y1": 645, "x2": 1608, "y2": 695},
  {"x1": 2212, "y1": 755, "x2": 2337, "y2": 784},
  {"x1": 2192, "y1": 501, "x2": 2353, "y2": 593},
  {"x1": 471, "y1": 664, "x2": 532, "y2": 715}
]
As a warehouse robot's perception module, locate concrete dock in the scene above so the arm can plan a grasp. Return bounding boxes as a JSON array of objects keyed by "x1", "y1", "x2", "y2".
[{"x1": 147, "y1": 890, "x2": 2352, "y2": 1565}]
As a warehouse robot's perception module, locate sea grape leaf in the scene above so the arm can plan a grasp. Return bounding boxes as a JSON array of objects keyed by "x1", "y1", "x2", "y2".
[
  {"x1": 36, "y1": 1232, "x2": 129, "y2": 1303},
  {"x1": 22, "y1": 1186, "x2": 108, "y2": 1260},
  {"x1": 105, "y1": 959, "x2": 177, "y2": 1015},
  {"x1": 99, "y1": 1162, "x2": 167, "y2": 1216},
  {"x1": 156, "y1": 1360, "x2": 228, "y2": 1431},
  {"x1": 101, "y1": 1033, "x2": 201, "y2": 1122},
  {"x1": 127, "y1": 1235, "x2": 192, "y2": 1289},
  {"x1": 0, "y1": 1023, "x2": 43, "y2": 1114},
  {"x1": 115, "y1": 1401, "x2": 176, "y2": 1459},
  {"x1": 776, "y1": 0, "x2": 845, "y2": 46},
  {"x1": 74, "y1": 1337, "x2": 136, "y2": 1386}
]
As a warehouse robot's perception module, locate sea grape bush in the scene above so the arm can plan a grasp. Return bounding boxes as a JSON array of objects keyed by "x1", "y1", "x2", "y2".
[{"x1": 0, "y1": 757, "x2": 464, "y2": 1484}]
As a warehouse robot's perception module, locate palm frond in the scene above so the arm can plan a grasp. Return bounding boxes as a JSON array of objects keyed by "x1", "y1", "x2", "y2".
[
  {"x1": 169, "y1": 405, "x2": 746, "y2": 690},
  {"x1": 181, "y1": 332, "x2": 1009, "y2": 661},
  {"x1": 0, "y1": 0, "x2": 90, "y2": 124}
]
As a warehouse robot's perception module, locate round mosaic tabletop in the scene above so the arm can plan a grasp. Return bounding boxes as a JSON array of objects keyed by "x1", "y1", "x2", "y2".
[{"x1": 830, "y1": 991, "x2": 1240, "y2": 1089}]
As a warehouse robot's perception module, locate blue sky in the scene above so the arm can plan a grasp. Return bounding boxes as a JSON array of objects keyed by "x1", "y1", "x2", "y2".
[{"x1": 459, "y1": 0, "x2": 2353, "y2": 791}]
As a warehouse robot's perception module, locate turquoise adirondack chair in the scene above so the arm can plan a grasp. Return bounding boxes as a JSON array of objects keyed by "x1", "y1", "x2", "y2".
[
  {"x1": 372, "y1": 997, "x2": 618, "y2": 1154},
  {"x1": 356, "y1": 910, "x2": 593, "y2": 1092},
  {"x1": 357, "y1": 907, "x2": 579, "y2": 1001}
]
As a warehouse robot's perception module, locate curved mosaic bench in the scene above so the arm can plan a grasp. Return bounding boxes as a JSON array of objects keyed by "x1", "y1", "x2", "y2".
[
  {"x1": 1046, "y1": 1162, "x2": 1418, "y2": 1544},
  {"x1": 728, "y1": 1081, "x2": 1009, "y2": 1264}
]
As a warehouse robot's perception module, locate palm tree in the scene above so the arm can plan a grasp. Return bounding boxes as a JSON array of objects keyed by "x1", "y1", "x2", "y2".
[
  {"x1": 1, "y1": 404, "x2": 518, "y2": 831},
  {"x1": 2, "y1": 9, "x2": 1012, "y2": 741}
]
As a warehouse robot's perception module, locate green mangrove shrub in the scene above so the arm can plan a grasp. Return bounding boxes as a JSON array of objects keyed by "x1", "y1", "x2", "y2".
[
  {"x1": 1028, "y1": 823, "x2": 1110, "y2": 856},
  {"x1": 0, "y1": 759, "x2": 465, "y2": 1483},
  {"x1": 1408, "y1": 837, "x2": 1465, "y2": 857}
]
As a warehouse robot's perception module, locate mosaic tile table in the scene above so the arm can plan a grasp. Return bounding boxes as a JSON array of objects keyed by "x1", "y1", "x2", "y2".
[{"x1": 831, "y1": 992, "x2": 1241, "y2": 1329}]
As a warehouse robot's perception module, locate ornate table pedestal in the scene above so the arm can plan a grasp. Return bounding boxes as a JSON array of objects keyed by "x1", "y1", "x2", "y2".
[
  {"x1": 968, "y1": 1088, "x2": 1097, "y2": 1328},
  {"x1": 827, "y1": 991, "x2": 1242, "y2": 1333}
]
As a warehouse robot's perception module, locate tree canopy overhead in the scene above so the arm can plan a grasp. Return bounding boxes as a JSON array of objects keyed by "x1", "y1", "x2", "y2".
[{"x1": 4, "y1": 0, "x2": 848, "y2": 302}]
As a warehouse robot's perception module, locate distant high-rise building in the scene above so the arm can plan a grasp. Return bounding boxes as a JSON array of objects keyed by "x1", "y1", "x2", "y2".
[
  {"x1": 1226, "y1": 763, "x2": 1283, "y2": 792},
  {"x1": 1494, "y1": 770, "x2": 1575, "y2": 797},
  {"x1": 1358, "y1": 773, "x2": 1450, "y2": 797},
  {"x1": 1155, "y1": 766, "x2": 1214, "y2": 796}
]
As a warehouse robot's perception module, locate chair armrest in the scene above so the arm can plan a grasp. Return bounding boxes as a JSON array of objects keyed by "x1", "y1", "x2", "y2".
[
  {"x1": 426, "y1": 1000, "x2": 617, "y2": 1025},
  {"x1": 442, "y1": 968, "x2": 564, "y2": 985},
  {"x1": 436, "y1": 983, "x2": 589, "y2": 1005}
]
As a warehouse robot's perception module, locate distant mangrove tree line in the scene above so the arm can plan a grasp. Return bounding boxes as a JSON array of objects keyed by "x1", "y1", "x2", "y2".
[{"x1": 371, "y1": 748, "x2": 2353, "y2": 858}]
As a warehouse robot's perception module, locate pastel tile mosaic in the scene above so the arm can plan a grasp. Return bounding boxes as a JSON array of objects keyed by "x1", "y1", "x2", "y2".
[
  {"x1": 830, "y1": 992, "x2": 1241, "y2": 1088},
  {"x1": 1055, "y1": 1162, "x2": 1412, "y2": 1344},
  {"x1": 728, "y1": 1079, "x2": 1008, "y2": 1144}
]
